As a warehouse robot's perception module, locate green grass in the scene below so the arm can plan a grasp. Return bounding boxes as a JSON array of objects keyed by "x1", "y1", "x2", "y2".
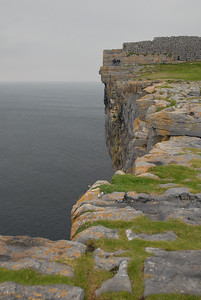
[
  {"x1": 152, "y1": 164, "x2": 201, "y2": 193},
  {"x1": 1, "y1": 216, "x2": 201, "y2": 299},
  {"x1": 190, "y1": 158, "x2": 201, "y2": 169},
  {"x1": 156, "y1": 99, "x2": 177, "y2": 112},
  {"x1": 183, "y1": 148, "x2": 201, "y2": 156},
  {"x1": 138, "y1": 62, "x2": 201, "y2": 81},
  {"x1": 100, "y1": 174, "x2": 166, "y2": 194},
  {"x1": 100, "y1": 164, "x2": 201, "y2": 195}
]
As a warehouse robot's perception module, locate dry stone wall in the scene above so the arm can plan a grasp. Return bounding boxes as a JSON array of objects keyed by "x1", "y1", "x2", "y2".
[{"x1": 123, "y1": 36, "x2": 201, "y2": 61}]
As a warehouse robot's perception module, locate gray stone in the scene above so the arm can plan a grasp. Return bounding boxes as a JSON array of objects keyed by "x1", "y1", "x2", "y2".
[
  {"x1": 0, "y1": 235, "x2": 86, "y2": 277},
  {"x1": 187, "y1": 86, "x2": 200, "y2": 97},
  {"x1": 0, "y1": 282, "x2": 85, "y2": 300},
  {"x1": 144, "y1": 249, "x2": 201, "y2": 297},
  {"x1": 94, "y1": 248, "x2": 130, "y2": 271},
  {"x1": 158, "y1": 183, "x2": 177, "y2": 188},
  {"x1": 0, "y1": 258, "x2": 74, "y2": 277},
  {"x1": 126, "y1": 229, "x2": 177, "y2": 241},
  {"x1": 94, "y1": 255, "x2": 130, "y2": 271},
  {"x1": 95, "y1": 261, "x2": 132, "y2": 297},
  {"x1": 94, "y1": 248, "x2": 127, "y2": 257},
  {"x1": 164, "y1": 187, "x2": 190, "y2": 196},
  {"x1": 123, "y1": 36, "x2": 201, "y2": 62},
  {"x1": 73, "y1": 225, "x2": 119, "y2": 244},
  {"x1": 123, "y1": 190, "x2": 201, "y2": 224}
]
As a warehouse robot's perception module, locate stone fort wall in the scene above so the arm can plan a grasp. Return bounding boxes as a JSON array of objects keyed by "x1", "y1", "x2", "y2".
[{"x1": 123, "y1": 36, "x2": 201, "y2": 61}]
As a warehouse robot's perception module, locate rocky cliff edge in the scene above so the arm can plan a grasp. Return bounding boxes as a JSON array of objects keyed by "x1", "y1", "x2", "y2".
[{"x1": 0, "y1": 37, "x2": 201, "y2": 299}]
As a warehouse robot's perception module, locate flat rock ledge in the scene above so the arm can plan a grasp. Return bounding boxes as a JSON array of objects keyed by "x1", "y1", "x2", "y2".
[
  {"x1": 0, "y1": 235, "x2": 86, "y2": 277},
  {"x1": 95, "y1": 260, "x2": 132, "y2": 297},
  {"x1": 0, "y1": 258, "x2": 74, "y2": 277},
  {"x1": 144, "y1": 248, "x2": 201, "y2": 297},
  {"x1": 126, "y1": 229, "x2": 177, "y2": 241},
  {"x1": 0, "y1": 282, "x2": 85, "y2": 300}
]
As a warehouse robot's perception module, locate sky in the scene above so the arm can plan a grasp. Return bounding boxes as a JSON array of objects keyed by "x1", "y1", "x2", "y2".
[{"x1": 0, "y1": 0, "x2": 201, "y2": 82}]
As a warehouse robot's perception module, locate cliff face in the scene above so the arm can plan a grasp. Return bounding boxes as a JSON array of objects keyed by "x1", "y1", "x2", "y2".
[{"x1": 100, "y1": 36, "x2": 201, "y2": 172}]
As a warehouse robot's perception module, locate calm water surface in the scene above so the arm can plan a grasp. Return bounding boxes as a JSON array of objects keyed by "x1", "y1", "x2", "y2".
[{"x1": 0, "y1": 82, "x2": 113, "y2": 240}]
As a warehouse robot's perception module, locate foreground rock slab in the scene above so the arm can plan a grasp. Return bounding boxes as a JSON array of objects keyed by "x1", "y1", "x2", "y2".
[
  {"x1": 0, "y1": 235, "x2": 86, "y2": 277},
  {"x1": 0, "y1": 282, "x2": 85, "y2": 300},
  {"x1": 144, "y1": 248, "x2": 201, "y2": 297},
  {"x1": 126, "y1": 230, "x2": 177, "y2": 241},
  {"x1": 95, "y1": 260, "x2": 132, "y2": 297},
  {"x1": 0, "y1": 258, "x2": 74, "y2": 277}
]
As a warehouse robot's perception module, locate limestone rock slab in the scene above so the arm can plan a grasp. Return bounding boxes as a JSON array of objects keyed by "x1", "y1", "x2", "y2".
[
  {"x1": 0, "y1": 282, "x2": 85, "y2": 300},
  {"x1": 0, "y1": 236, "x2": 86, "y2": 261},
  {"x1": 94, "y1": 248, "x2": 130, "y2": 271},
  {"x1": 95, "y1": 261, "x2": 132, "y2": 297},
  {"x1": 144, "y1": 249, "x2": 201, "y2": 297},
  {"x1": 126, "y1": 229, "x2": 177, "y2": 241},
  {"x1": 0, "y1": 235, "x2": 86, "y2": 277},
  {"x1": 71, "y1": 207, "x2": 143, "y2": 239},
  {"x1": 0, "y1": 258, "x2": 74, "y2": 277},
  {"x1": 72, "y1": 225, "x2": 119, "y2": 244},
  {"x1": 123, "y1": 190, "x2": 201, "y2": 225}
]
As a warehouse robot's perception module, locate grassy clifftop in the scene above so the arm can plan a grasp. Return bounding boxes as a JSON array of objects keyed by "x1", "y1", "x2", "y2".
[{"x1": 138, "y1": 61, "x2": 201, "y2": 81}]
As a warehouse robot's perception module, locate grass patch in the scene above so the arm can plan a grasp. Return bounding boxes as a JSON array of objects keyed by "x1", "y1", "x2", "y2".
[
  {"x1": 156, "y1": 99, "x2": 177, "y2": 112},
  {"x1": 100, "y1": 164, "x2": 201, "y2": 195},
  {"x1": 138, "y1": 62, "x2": 201, "y2": 81},
  {"x1": 99, "y1": 174, "x2": 165, "y2": 194},
  {"x1": 190, "y1": 158, "x2": 201, "y2": 169},
  {"x1": 152, "y1": 164, "x2": 201, "y2": 193},
  {"x1": 0, "y1": 268, "x2": 74, "y2": 286},
  {"x1": 1, "y1": 216, "x2": 201, "y2": 299}
]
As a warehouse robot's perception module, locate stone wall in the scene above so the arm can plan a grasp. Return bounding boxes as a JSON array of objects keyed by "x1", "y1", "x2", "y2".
[
  {"x1": 123, "y1": 36, "x2": 201, "y2": 61},
  {"x1": 102, "y1": 36, "x2": 201, "y2": 70}
]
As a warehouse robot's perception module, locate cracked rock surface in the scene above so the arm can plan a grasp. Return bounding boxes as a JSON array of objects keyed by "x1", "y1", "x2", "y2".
[
  {"x1": 144, "y1": 248, "x2": 201, "y2": 297},
  {"x1": 0, "y1": 282, "x2": 85, "y2": 300}
]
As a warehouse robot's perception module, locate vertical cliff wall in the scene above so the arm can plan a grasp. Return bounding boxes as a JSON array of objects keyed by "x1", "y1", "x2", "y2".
[{"x1": 100, "y1": 36, "x2": 201, "y2": 172}]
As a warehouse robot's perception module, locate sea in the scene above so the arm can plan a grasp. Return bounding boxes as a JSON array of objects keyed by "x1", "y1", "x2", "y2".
[{"x1": 0, "y1": 82, "x2": 114, "y2": 240}]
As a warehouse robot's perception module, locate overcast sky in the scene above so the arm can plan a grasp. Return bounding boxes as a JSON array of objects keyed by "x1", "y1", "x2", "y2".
[{"x1": 0, "y1": 0, "x2": 201, "y2": 82}]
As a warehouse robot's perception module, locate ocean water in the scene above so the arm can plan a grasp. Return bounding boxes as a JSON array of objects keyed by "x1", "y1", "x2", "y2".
[{"x1": 0, "y1": 82, "x2": 114, "y2": 240}]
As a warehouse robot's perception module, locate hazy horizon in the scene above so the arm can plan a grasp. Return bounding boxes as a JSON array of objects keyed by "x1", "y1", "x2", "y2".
[{"x1": 1, "y1": 0, "x2": 201, "y2": 82}]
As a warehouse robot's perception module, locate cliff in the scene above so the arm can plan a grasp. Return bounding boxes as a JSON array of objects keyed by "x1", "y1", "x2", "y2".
[
  {"x1": 100, "y1": 36, "x2": 201, "y2": 172},
  {"x1": 0, "y1": 37, "x2": 201, "y2": 300}
]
